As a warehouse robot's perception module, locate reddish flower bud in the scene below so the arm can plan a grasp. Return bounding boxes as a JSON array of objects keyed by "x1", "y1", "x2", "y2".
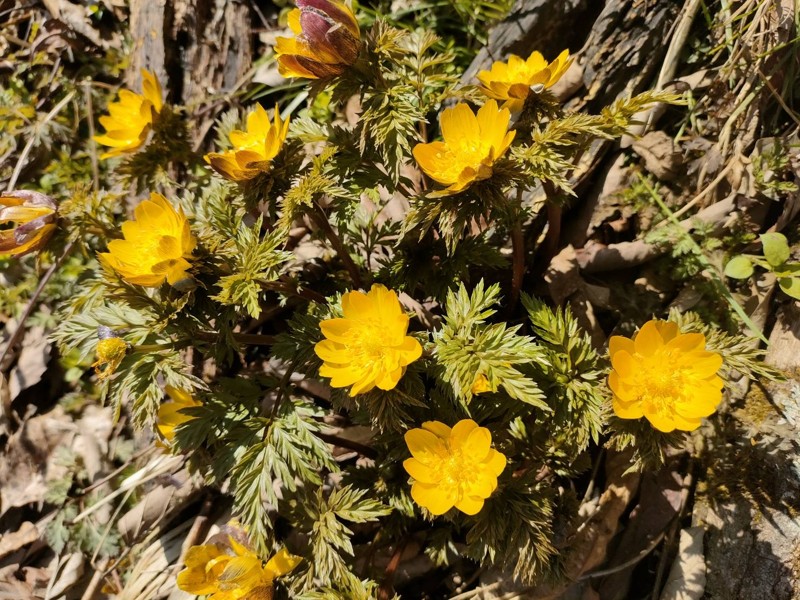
[{"x1": 274, "y1": 0, "x2": 361, "y2": 79}]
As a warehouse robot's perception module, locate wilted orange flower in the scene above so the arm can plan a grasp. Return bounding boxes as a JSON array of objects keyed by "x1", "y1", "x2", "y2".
[
  {"x1": 404, "y1": 419, "x2": 506, "y2": 516},
  {"x1": 608, "y1": 319, "x2": 724, "y2": 433},
  {"x1": 413, "y1": 100, "x2": 515, "y2": 195},
  {"x1": 157, "y1": 386, "x2": 201, "y2": 443},
  {"x1": 177, "y1": 531, "x2": 300, "y2": 600},
  {"x1": 315, "y1": 284, "x2": 422, "y2": 396},
  {"x1": 0, "y1": 191, "x2": 57, "y2": 257},
  {"x1": 93, "y1": 69, "x2": 163, "y2": 159},
  {"x1": 274, "y1": 0, "x2": 361, "y2": 79},
  {"x1": 99, "y1": 192, "x2": 196, "y2": 288},
  {"x1": 204, "y1": 104, "x2": 289, "y2": 182},
  {"x1": 477, "y1": 50, "x2": 571, "y2": 113}
]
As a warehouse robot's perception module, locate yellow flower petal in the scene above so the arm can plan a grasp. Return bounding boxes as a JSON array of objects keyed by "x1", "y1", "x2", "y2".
[
  {"x1": 485, "y1": 449, "x2": 507, "y2": 477},
  {"x1": 421, "y1": 421, "x2": 452, "y2": 439},
  {"x1": 403, "y1": 458, "x2": 441, "y2": 484},
  {"x1": 611, "y1": 350, "x2": 635, "y2": 378},
  {"x1": 613, "y1": 395, "x2": 645, "y2": 419},
  {"x1": 633, "y1": 320, "x2": 663, "y2": 356},
  {"x1": 454, "y1": 495, "x2": 485, "y2": 515},
  {"x1": 411, "y1": 482, "x2": 456, "y2": 515},
  {"x1": 263, "y1": 547, "x2": 302, "y2": 580},
  {"x1": 405, "y1": 429, "x2": 448, "y2": 464}
]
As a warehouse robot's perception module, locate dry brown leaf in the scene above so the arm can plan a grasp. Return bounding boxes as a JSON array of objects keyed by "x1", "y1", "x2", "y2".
[
  {"x1": 45, "y1": 552, "x2": 85, "y2": 598},
  {"x1": 659, "y1": 527, "x2": 706, "y2": 600},
  {"x1": 8, "y1": 326, "x2": 51, "y2": 399},
  {"x1": 0, "y1": 521, "x2": 39, "y2": 561},
  {"x1": 631, "y1": 131, "x2": 684, "y2": 182}
]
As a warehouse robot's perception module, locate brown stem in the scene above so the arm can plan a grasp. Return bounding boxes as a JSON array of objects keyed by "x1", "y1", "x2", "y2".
[
  {"x1": 0, "y1": 240, "x2": 75, "y2": 367},
  {"x1": 542, "y1": 181, "x2": 562, "y2": 265},
  {"x1": 378, "y1": 537, "x2": 410, "y2": 600},
  {"x1": 260, "y1": 279, "x2": 325, "y2": 303},
  {"x1": 509, "y1": 187, "x2": 526, "y2": 310},
  {"x1": 510, "y1": 222, "x2": 525, "y2": 310},
  {"x1": 315, "y1": 431, "x2": 378, "y2": 459},
  {"x1": 310, "y1": 202, "x2": 363, "y2": 288}
]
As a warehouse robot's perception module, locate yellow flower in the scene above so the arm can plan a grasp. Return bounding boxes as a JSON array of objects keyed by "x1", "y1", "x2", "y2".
[
  {"x1": 470, "y1": 374, "x2": 492, "y2": 395},
  {"x1": 315, "y1": 284, "x2": 422, "y2": 396},
  {"x1": 274, "y1": 0, "x2": 361, "y2": 79},
  {"x1": 477, "y1": 49, "x2": 571, "y2": 113},
  {"x1": 412, "y1": 100, "x2": 516, "y2": 195},
  {"x1": 93, "y1": 69, "x2": 164, "y2": 159},
  {"x1": 204, "y1": 104, "x2": 290, "y2": 182},
  {"x1": 99, "y1": 192, "x2": 197, "y2": 288},
  {"x1": 92, "y1": 331, "x2": 128, "y2": 381},
  {"x1": 404, "y1": 419, "x2": 506, "y2": 516},
  {"x1": 177, "y1": 536, "x2": 301, "y2": 600},
  {"x1": 0, "y1": 191, "x2": 57, "y2": 257},
  {"x1": 157, "y1": 386, "x2": 201, "y2": 443},
  {"x1": 608, "y1": 319, "x2": 724, "y2": 433}
]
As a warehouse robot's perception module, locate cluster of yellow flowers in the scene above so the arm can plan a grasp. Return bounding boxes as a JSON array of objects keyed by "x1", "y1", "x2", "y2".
[{"x1": 312, "y1": 283, "x2": 724, "y2": 514}]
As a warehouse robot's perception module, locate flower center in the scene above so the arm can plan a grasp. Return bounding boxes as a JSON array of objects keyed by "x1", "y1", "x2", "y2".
[
  {"x1": 435, "y1": 444, "x2": 478, "y2": 499},
  {"x1": 632, "y1": 349, "x2": 689, "y2": 415},
  {"x1": 345, "y1": 320, "x2": 389, "y2": 366}
]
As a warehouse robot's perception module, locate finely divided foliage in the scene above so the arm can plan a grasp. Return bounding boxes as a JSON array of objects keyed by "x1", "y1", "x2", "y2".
[{"x1": 7, "y1": 0, "x2": 778, "y2": 596}]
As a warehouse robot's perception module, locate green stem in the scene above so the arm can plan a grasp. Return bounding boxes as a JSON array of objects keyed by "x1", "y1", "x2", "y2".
[{"x1": 311, "y1": 202, "x2": 363, "y2": 288}]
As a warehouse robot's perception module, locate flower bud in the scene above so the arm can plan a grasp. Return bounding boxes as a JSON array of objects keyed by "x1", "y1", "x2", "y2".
[
  {"x1": 275, "y1": 0, "x2": 361, "y2": 79},
  {"x1": 0, "y1": 191, "x2": 58, "y2": 257},
  {"x1": 92, "y1": 327, "x2": 129, "y2": 381}
]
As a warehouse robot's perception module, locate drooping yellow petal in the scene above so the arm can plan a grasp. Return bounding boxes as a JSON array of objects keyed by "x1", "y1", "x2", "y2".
[
  {"x1": 263, "y1": 547, "x2": 302, "y2": 581},
  {"x1": 411, "y1": 482, "x2": 457, "y2": 515}
]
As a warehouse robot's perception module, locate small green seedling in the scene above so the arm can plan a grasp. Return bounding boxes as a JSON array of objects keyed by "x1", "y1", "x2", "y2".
[{"x1": 725, "y1": 232, "x2": 800, "y2": 300}]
